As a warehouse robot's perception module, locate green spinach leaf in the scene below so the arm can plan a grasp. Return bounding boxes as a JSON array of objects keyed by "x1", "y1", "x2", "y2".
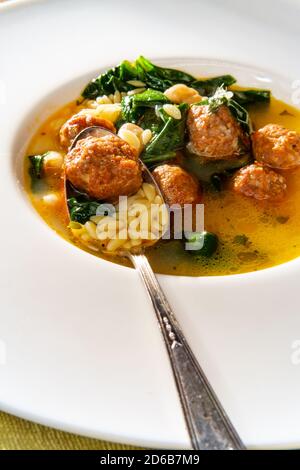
[
  {"x1": 67, "y1": 197, "x2": 99, "y2": 224},
  {"x1": 232, "y1": 89, "x2": 270, "y2": 106},
  {"x1": 121, "y1": 89, "x2": 169, "y2": 123},
  {"x1": 82, "y1": 56, "x2": 270, "y2": 118},
  {"x1": 142, "y1": 103, "x2": 188, "y2": 163},
  {"x1": 138, "y1": 108, "x2": 161, "y2": 134},
  {"x1": 82, "y1": 60, "x2": 139, "y2": 99},
  {"x1": 135, "y1": 56, "x2": 195, "y2": 91},
  {"x1": 191, "y1": 75, "x2": 236, "y2": 96},
  {"x1": 28, "y1": 153, "x2": 48, "y2": 179},
  {"x1": 83, "y1": 56, "x2": 196, "y2": 98}
]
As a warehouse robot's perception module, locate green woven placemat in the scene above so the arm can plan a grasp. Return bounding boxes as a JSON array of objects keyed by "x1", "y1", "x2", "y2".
[{"x1": 0, "y1": 411, "x2": 141, "y2": 450}]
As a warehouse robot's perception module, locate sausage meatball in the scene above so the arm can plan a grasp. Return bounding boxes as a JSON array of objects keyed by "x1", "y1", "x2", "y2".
[
  {"x1": 60, "y1": 113, "x2": 115, "y2": 149},
  {"x1": 252, "y1": 123, "x2": 300, "y2": 170},
  {"x1": 187, "y1": 104, "x2": 250, "y2": 159},
  {"x1": 152, "y1": 164, "x2": 202, "y2": 206},
  {"x1": 65, "y1": 135, "x2": 142, "y2": 200},
  {"x1": 233, "y1": 163, "x2": 287, "y2": 201}
]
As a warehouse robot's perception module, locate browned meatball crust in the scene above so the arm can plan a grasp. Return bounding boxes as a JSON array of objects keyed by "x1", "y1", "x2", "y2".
[
  {"x1": 60, "y1": 113, "x2": 116, "y2": 149},
  {"x1": 152, "y1": 164, "x2": 202, "y2": 206},
  {"x1": 233, "y1": 163, "x2": 287, "y2": 201},
  {"x1": 252, "y1": 123, "x2": 300, "y2": 170},
  {"x1": 65, "y1": 135, "x2": 142, "y2": 200},
  {"x1": 187, "y1": 104, "x2": 250, "y2": 159}
]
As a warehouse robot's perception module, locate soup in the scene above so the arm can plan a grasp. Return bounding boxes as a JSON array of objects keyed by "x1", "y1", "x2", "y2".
[{"x1": 24, "y1": 57, "x2": 300, "y2": 276}]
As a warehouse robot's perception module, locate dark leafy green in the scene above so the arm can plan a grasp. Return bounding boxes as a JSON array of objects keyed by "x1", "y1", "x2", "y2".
[
  {"x1": 183, "y1": 152, "x2": 252, "y2": 183},
  {"x1": 184, "y1": 231, "x2": 219, "y2": 257},
  {"x1": 28, "y1": 153, "x2": 47, "y2": 179},
  {"x1": 138, "y1": 108, "x2": 162, "y2": 134},
  {"x1": 142, "y1": 103, "x2": 188, "y2": 164},
  {"x1": 232, "y1": 89, "x2": 270, "y2": 106},
  {"x1": 121, "y1": 89, "x2": 188, "y2": 163},
  {"x1": 28, "y1": 152, "x2": 49, "y2": 192},
  {"x1": 82, "y1": 56, "x2": 271, "y2": 113},
  {"x1": 142, "y1": 153, "x2": 178, "y2": 164},
  {"x1": 191, "y1": 75, "x2": 236, "y2": 96},
  {"x1": 82, "y1": 60, "x2": 139, "y2": 99},
  {"x1": 82, "y1": 56, "x2": 195, "y2": 98},
  {"x1": 228, "y1": 99, "x2": 252, "y2": 133},
  {"x1": 121, "y1": 89, "x2": 169, "y2": 123},
  {"x1": 135, "y1": 56, "x2": 195, "y2": 91},
  {"x1": 68, "y1": 197, "x2": 99, "y2": 224},
  {"x1": 210, "y1": 174, "x2": 223, "y2": 192}
]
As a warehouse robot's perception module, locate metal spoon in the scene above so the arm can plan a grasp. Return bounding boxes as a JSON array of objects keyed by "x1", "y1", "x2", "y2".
[{"x1": 67, "y1": 126, "x2": 246, "y2": 450}]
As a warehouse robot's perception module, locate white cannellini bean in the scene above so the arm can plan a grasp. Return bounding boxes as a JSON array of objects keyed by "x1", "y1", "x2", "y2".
[
  {"x1": 163, "y1": 104, "x2": 182, "y2": 120},
  {"x1": 164, "y1": 83, "x2": 201, "y2": 104},
  {"x1": 43, "y1": 151, "x2": 63, "y2": 168}
]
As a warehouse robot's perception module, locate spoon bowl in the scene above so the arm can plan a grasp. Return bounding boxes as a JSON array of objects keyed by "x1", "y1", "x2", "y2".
[{"x1": 68, "y1": 125, "x2": 170, "y2": 255}]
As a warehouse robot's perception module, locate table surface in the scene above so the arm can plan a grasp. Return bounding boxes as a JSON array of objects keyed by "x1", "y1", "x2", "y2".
[{"x1": 0, "y1": 411, "x2": 141, "y2": 450}]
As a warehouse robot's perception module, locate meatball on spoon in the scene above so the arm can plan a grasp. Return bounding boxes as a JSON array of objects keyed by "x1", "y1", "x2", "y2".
[{"x1": 66, "y1": 126, "x2": 245, "y2": 450}]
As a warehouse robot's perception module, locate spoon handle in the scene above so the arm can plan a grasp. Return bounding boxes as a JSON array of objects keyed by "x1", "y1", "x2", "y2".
[{"x1": 130, "y1": 253, "x2": 245, "y2": 450}]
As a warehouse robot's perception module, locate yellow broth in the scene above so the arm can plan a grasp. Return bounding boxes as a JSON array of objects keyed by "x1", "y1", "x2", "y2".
[{"x1": 24, "y1": 95, "x2": 300, "y2": 276}]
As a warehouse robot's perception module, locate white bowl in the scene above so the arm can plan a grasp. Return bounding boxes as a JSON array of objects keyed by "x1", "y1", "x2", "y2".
[{"x1": 1, "y1": 0, "x2": 300, "y2": 449}]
